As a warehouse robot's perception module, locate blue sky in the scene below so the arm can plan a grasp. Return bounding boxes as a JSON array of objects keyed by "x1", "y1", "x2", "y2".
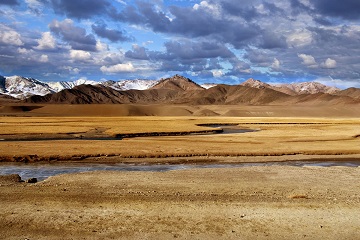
[{"x1": 1, "y1": 0, "x2": 360, "y2": 88}]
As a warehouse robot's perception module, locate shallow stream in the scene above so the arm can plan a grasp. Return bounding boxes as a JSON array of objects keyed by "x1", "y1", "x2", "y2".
[{"x1": 0, "y1": 160, "x2": 359, "y2": 181}]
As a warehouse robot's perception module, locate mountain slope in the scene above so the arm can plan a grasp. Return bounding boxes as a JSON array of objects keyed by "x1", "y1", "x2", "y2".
[
  {"x1": 276, "y1": 82, "x2": 340, "y2": 95},
  {"x1": 240, "y1": 78, "x2": 340, "y2": 95},
  {"x1": 334, "y1": 88, "x2": 360, "y2": 99},
  {"x1": 151, "y1": 75, "x2": 204, "y2": 91},
  {"x1": 0, "y1": 75, "x2": 160, "y2": 99},
  {"x1": 0, "y1": 76, "x2": 54, "y2": 99},
  {"x1": 188, "y1": 84, "x2": 290, "y2": 105}
]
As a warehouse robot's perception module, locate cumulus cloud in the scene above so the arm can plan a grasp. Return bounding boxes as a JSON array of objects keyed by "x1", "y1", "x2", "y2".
[
  {"x1": 49, "y1": 19, "x2": 97, "y2": 51},
  {"x1": 62, "y1": 66, "x2": 80, "y2": 74},
  {"x1": 321, "y1": 58, "x2": 337, "y2": 69},
  {"x1": 100, "y1": 63, "x2": 136, "y2": 73},
  {"x1": 35, "y1": 32, "x2": 56, "y2": 50},
  {"x1": 39, "y1": 54, "x2": 49, "y2": 62},
  {"x1": 298, "y1": 53, "x2": 318, "y2": 67},
  {"x1": 69, "y1": 50, "x2": 92, "y2": 61},
  {"x1": 0, "y1": 24, "x2": 23, "y2": 46},
  {"x1": 25, "y1": 0, "x2": 44, "y2": 15},
  {"x1": 125, "y1": 44, "x2": 149, "y2": 60},
  {"x1": 211, "y1": 69, "x2": 224, "y2": 78},
  {"x1": 96, "y1": 40, "x2": 108, "y2": 52},
  {"x1": 286, "y1": 29, "x2": 313, "y2": 48},
  {"x1": 2, "y1": 0, "x2": 360, "y2": 85},
  {"x1": 271, "y1": 58, "x2": 281, "y2": 69}
]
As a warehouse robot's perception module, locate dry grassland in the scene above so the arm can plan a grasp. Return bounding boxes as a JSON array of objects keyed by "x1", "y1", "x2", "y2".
[{"x1": 1, "y1": 116, "x2": 360, "y2": 161}]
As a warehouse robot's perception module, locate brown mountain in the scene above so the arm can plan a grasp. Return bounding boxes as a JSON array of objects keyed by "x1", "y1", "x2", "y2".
[
  {"x1": 0, "y1": 93, "x2": 18, "y2": 103},
  {"x1": 240, "y1": 78, "x2": 340, "y2": 96},
  {"x1": 185, "y1": 84, "x2": 290, "y2": 105},
  {"x1": 334, "y1": 87, "x2": 360, "y2": 99},
  {"x1": 24, "y1": 75, "x2": 360, "y2": 106},
  {"x1": 150, "y1": 75, "x2": 204, "y2": 91}
]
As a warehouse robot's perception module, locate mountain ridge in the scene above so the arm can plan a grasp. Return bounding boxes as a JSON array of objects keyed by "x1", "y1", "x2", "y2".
[
  {"x1": 1, "y1": 74, "x2": 360, "y2": 106},
  {"x1": 0, "y1": 74, "x2": 348, "y2": 99}
]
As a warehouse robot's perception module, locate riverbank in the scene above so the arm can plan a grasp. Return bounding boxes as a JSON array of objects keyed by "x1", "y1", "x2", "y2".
[
  {"x1": 1, "y1": 165, "x2": 359, "y2": 239},
  {"x1": 1, "y1": 116, "x2": 360, "y2": 162}
]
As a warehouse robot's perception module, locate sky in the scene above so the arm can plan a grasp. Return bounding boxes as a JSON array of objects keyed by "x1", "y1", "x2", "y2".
[{"x1": 1, "y1": 0, "x2": 360, "y2": 88}]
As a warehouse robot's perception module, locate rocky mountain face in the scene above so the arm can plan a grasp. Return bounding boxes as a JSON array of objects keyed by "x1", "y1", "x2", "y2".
[
  {"x1": 240, "y1": 78, "x2": 341, "y2": 95},
  {"x1": 150, "y1": 75, "x2": 204, "y2": 91},
  {"x1": 23, "y1": 76, "x2": 360, "y2": 106},
  {"x1": 1, "y1": 74, "x2": 359, "y2": 106},
  {"x1": 0, "y1": 75, "x2": 159, "y2": 99},
  {"x1": 0, "y1": 76, "x2": 54, "y2": 99}
]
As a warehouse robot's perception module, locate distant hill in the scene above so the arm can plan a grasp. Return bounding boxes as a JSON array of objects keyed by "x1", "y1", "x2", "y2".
[
  {"x1": 150, "y1": 75, "x2": 204, "y2": 91},
  {"x1": 334, "y1": 87, "x2": 360, "y2": 99},
  {"x1": 0, "y1": 73, "x2": 357, "y2": 106},
  {"x1": 240, "y1": 78, "x2": 340, "y2": 95},
  {"x1": 23, "y1": 75, "x2": 360, "y2": 106}
]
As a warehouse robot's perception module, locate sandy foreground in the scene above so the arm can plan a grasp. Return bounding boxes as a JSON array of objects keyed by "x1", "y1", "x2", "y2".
[{"x1": 1, "y1": 165, "x2": 360, "y2": 240}]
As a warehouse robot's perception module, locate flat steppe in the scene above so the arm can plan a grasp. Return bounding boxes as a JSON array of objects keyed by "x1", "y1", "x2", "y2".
[{"x1": 1, "y1": 104, "x2": 360, "y2": 239}]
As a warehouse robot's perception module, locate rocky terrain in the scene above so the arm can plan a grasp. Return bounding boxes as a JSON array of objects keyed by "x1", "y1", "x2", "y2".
[{"x1": 21, "y1": 75, "x2": 360, "y2": 105}]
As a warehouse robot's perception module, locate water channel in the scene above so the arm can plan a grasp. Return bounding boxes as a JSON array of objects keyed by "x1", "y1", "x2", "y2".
[{"x1": 0, "y1": 160, "x2": 359, "y2": 181}]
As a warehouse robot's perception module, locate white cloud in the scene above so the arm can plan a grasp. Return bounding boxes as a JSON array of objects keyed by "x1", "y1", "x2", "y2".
[
  {"x1": 298, "y1": 53, "x2": 318, "y2": 68},
  {"x1": 39, "y1": 54, "x2": 49, "y2": 62},
  {"x1": 211, "y1": 70, "x2": 224, "y2": 78},
  {"x1": 116, "y1": 0, "x2": 127, "y2": 5},
  {"x1": 315, "y1": 77, "x2": 360, "y2": 89},
  {"x1": 321, "y1": 58, "x2": 337, "y2": 69},
  {"x1": 25, "y1": 0, "x2": 42, "y2": 9},
  {"x1": 100, "y1": 63, "x2": 136, "y2": 73},
  {"x1": 271, "y1": 58, "x2": 281, "y2": 69},
  {"x1": 287, "y1": 29, "x2": 313, "y2": 48},
  {"x1": 193, "y1": 1, "x2": 221, "y2": 18},
  {"x1": 18, "y1": 48, "x2": 33, "y2": 54},
  {"x1": 69, "y1": 50, "x2": 92, "y2": 61},
  {"x1": 96, "y1": 40, "x2": 108, "y2": 52},
  {"x1": 63, "y1": 66, "x2": 80, "y2": 74},
  {"x1": 35, "y1": 32, "x2": 56, "y2": 50},
  {"x1": 0, "y1": 24, "x2": 23, "y2": 46}
]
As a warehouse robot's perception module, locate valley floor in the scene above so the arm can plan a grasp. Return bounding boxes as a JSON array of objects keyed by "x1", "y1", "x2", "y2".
[
  {"x1": 0, "y1": 106, "x2": 360, "y2": 239},
  {"x1": 1, "y1": 166, "x2": 360, "y2": 239}
]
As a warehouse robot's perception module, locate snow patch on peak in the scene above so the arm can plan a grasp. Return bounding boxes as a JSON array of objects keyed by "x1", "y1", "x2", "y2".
[
  {"x1": 279, "y1": 81, "x2": 340, "y2": 95},
  {"x1": 240, "y1": 78, "x2": 271, "y2": 89},
  {"x1": 201, "y1": 83, "x2": 218, "y2": 89},
  {"x1": 47, "y1": 79, "x2": 99, "y2": 92},
  {"x1": 1, "y1": 76, "x2": 54, "y2": 99},
  {"x1": 111, "y1": 79, "x2": 159, "y2": 91}
]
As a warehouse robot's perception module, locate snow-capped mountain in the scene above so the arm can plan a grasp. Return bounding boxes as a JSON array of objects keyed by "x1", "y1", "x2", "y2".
[
  {"x1": 109, "y1": 79, "x2": 158, "y2": 91},
  {"x1": 278, "y1": 81, "x2": 340, "y2": 95},
  {"x1": 0, "y1": 75, "x2": 160, "y2": 99},
  {"x1": 241, "y1": 78, "x2": 340, "y2": 95},
  {"x1": 0, "y1": 75, "x2": 344, "y2": 100},
  {"x1": 240, "y1": 78, "x2": 271, "y2": 89},
  {"x1": 0, "y1": 76, "x2": 54, "y2": 99},
  {"x1": 47, "y1": 79, "x2": 99, "y2": 92}
]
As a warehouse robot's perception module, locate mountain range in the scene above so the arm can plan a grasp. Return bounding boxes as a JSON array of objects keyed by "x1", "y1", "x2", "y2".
[{"x1": 1, "y1": 74, "x2": 359, "y2": 105}]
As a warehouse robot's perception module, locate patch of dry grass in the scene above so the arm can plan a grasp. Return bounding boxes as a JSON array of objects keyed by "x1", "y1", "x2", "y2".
[{"x1": 0, "y1": 116, "x2": 360, "y2": 159}]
